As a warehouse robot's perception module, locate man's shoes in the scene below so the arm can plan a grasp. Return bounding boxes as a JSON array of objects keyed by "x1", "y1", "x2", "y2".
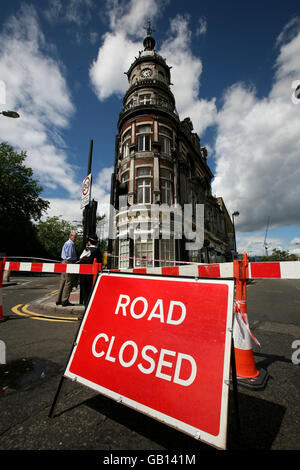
[
  {"x1": 56, "y1": 301, "x2": 62, "y2": 305},
  {"x1": 62, "y1": 301, "x2": 74, "y2": 307}
]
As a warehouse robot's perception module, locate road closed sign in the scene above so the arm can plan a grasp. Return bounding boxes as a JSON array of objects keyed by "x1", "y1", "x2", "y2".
[{"x1": 64, "y1": 273, "x2": 234, "y2": 449}]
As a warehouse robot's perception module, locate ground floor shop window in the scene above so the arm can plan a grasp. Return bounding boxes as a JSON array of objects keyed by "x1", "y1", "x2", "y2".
[
  {"x1": 119, "y1": 239, "x2": 130, "y2": 269},
  {"x1": 135, "y1": 238, "x2": 153, "y2": 267},
  {"x1": 160, "y1": 238, "x2": 175, "y2": 266}
]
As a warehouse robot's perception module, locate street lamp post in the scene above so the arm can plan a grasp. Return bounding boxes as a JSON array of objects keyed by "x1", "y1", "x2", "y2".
[
  {"x1": 232, "y1": 211, "x2": 239, "y2": 257},
  {"x1": 0, "y1": 110, "x2": 20, "y2": 118}
]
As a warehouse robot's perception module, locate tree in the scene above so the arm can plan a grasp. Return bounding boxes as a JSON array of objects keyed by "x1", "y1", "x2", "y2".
[
  {"x1": 0, "y1": 142, "x2": 49, "y2": 256},
  {"x1": 37, "y1": 216, "x2": 82, "y2": 260},
  {"x1": 259, "y1": 248, "x2": 297, "y2": 262}
]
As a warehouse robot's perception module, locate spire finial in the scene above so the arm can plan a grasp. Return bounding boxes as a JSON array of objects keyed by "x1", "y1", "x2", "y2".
[
  {"x1": 143, "y1": 19, "x2": 156, "y2": 51},
  {"x1": 146, "y1": 19, "x2": 154, "y2": 36}
]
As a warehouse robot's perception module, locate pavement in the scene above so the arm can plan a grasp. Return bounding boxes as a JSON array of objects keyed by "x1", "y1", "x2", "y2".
[
  {"x1": 29, "y1": 287, "x2": 86, "y2": 317},
  {"x1": 2, "y1": 278, "x2": 86, "y2": 317}
]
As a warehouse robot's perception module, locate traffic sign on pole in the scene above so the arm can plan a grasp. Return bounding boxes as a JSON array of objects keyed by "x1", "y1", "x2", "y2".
[
  {"x1": 80, "y1": 173, "x2": 91, "y2": 209},
  {"x1": 64, "y1": 273, "x2": 234, "y2": 449}
]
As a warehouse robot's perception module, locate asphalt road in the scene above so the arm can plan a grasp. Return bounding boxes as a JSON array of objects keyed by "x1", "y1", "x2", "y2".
[{"x1": 0, "y1": 273, "x2": 299, "y2": 458}]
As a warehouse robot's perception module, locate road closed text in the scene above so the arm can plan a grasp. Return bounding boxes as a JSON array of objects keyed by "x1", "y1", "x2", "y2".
[{"x1": 91, "y1": 294, "x2": 197, "y2": 386}]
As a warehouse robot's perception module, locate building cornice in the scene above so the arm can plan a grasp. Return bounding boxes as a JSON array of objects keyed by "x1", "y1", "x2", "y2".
[
  {"x1": 117, "y1": 105, "x2": 179, "y2": 131},
  {"x1": 125, "y1": 52, "x2": 171, "y2": 81},
  {"x1": 122, "y1": 79, "x2": 175, "y2": 105}
]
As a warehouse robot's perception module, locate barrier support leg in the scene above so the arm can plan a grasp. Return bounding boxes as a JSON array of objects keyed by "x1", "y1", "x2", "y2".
[
  {"x1": 92, "y1": 260, "x2": 102, "y2": 285},
  {"x1": 233, "y1": 253, "x2": 268, "y2": 390},
  {"x1": 48, "y1": 376, "x2": 65, "y2": 418},
  {"x1": 230, "y1": 338, "x2": 241, "y2": 435}
]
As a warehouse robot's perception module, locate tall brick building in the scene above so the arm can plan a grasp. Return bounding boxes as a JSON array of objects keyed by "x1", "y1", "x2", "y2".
[{"x1": 109, "y1": 23, "x2": 234, "y2": 269}]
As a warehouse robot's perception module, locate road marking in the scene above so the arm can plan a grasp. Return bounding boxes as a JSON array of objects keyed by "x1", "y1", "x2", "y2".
[
  {"x1": 23, "y1": 304, "x2": 79, "y2": 322},
  {"x1": 11, "y1": 304, "x2": 30, "y2": 318},
  {"x1": 11, "y1": 304, "x2": 79, "y2": 323}
]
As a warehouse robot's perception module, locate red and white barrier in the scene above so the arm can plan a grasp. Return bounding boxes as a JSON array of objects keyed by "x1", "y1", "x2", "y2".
[
  {"x1": 112, "y1": 260, "x2": 300, "y2": 280},
  {"x1": 4, "y1": 258, "x2": 300, "y2": 280},
  {"x1": 111, "y1": 262, "x2": 233, "y2": 278},
  {"x1": 248, "y1": 261, "x2": 300, "y2": 279},
  {"x1": 0, "y1": 259, "x2": 101, "y2": 321},
  {"x1": 5, "y1": 261, "x2": 98, "y2": 275}
]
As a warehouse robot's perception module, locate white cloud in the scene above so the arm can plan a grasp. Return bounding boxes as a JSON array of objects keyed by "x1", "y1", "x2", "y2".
[
  {"x1": 212, "y1": 21, "x2": 300, "y2": 233},
  {"x1": 90, "y1": 31, "x2": 140, "y2": 100},
  {"x1": 90, "y1": 3, "x2": 216, "y2": 135},
  {"x1": 234, "y1": 230, "x2": 300, "y2": 257},
  {"x1": 0, "y1": 4, "x2": 79, "y2": 197},
  {"x1": 106, "y1": 0, "x2": 160, "y2": 36},
  {"x1": 89, "y1": 0, "x2": 163, "y2": 101},
  {"x1": 0, "y1": 80, "x2": 6, "y2": 104},
  {"x1": 90, "y1": 31, "x2": 99, "y2": 44},
  {"x1": 196, "y1": 17, "x2": 207, "y2": 36},
  {"x1": 289, "y1": 237, "x2": 300, "y2": 256},
  {"x1": 45, "y1": 166, "x2": 114, "y2": 223},
  {"x1": 44, "y1": 0, "x2": 93, "y2": 25},
  {"x1": 159, "y1": 14, "x2": 217, "y2": 134},
  {"x1": 236, "y1": 232, "x2": 287, "y2": 257},
  {"x1": 44, "y1": 198, "x2": 82, "y2": 223},
  {"x1": 92, "y1": 166, "x2": 114, "y2": 217}
]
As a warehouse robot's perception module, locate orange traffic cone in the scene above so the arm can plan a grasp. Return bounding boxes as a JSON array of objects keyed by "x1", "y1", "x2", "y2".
[{"x1": 232, "y1": 254, "x2": 268, "y2": 390}]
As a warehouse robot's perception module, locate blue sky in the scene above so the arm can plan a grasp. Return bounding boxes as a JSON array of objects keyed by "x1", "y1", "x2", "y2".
[{"x1": 1, "y1": 0, "x2": 300, "y2": 256}]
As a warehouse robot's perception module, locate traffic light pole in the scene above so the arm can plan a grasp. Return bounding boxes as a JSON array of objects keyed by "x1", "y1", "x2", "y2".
[
  {"x1": 82, "y1": 140, "x2": 94, "y2": 249},
  {"x1": 81, "y1": 140, "x2": 97, "y2": 304}
]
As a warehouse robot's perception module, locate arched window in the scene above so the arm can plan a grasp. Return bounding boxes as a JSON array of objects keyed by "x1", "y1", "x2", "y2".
[{"x1": 122, "y1": 128, "x2": 131, "y2": 158}]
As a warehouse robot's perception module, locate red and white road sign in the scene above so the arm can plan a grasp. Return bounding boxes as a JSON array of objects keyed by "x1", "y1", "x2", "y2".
[
  {"x1": 80, "y1": 173, "x2": 91, "y2": 209},
  {"x1": 64, "y1": 273, "x2": 234, "y2": 449}
]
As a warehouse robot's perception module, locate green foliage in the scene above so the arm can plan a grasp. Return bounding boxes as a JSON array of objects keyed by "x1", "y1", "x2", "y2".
[
  {"x1": 0, "y1": 142, "x2": 49, "y2": 221},
  {"x1": 37, "y1": 216, "x2": 83, "y2": 260},
  {"x1": 0, "y1": 142, "x2": 49, "y2": 256},
  {"x1": 259, "y1": 248, "x2": 298, "y2": 262}
]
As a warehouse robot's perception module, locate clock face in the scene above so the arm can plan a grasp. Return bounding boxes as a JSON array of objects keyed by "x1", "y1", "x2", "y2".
[{"x1": 141, "y1": 68, "x2": 152, "y2": 78}]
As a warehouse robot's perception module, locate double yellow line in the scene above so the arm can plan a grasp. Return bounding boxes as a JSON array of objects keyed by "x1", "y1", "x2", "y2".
[{"x1": 11, "y1": 304, "x2": 79, "y2": 323}]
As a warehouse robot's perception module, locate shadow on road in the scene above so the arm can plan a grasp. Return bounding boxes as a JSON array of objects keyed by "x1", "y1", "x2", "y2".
[
  {"x1": 54, "y1": 388, "x2": 285, "y2": 451},
  {"x1": 227, "y1": 391, "x2": 285, "y2": 450}
]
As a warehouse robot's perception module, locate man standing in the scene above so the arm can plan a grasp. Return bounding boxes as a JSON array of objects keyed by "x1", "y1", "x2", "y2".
[{"x1": 56, "y1": 231, "x2": 78, "y2": 307}]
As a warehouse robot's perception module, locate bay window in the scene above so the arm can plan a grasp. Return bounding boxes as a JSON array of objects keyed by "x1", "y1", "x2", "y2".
[{"x1": 135, "y1": 239, "x2": 153, "y2": 267}]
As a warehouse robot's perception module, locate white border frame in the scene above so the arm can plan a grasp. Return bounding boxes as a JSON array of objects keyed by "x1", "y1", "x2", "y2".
[{"x1": 64, "y1": 273, "x2": 234, "y2": 450}]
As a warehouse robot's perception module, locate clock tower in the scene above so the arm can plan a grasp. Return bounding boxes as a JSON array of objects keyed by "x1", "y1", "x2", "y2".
[{"x1": 109, "y1": 22, "x2": 234, "y2": 269}]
